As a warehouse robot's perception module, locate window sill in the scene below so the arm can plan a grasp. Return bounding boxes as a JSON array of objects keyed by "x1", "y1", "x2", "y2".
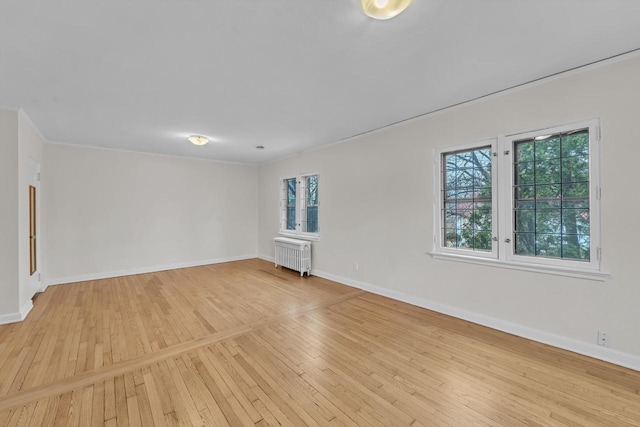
[
  {"x1": 429, "y1": 251, "x2": 610, "y2": 281},
  {"x1": 278, "y1": 232, "x2": 320, "y2": 242}
]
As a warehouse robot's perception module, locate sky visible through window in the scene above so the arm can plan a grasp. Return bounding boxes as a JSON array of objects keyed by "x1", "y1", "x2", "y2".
[{"x1": 442, "y1": 146, "x2": 493, "y2": 251}]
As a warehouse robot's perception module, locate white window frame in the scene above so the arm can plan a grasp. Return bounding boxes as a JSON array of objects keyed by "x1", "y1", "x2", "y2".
[
  {"x1": 432, "y1": 119, "x2": 608, "y2": 281},
  {"x1": 279, "y1": 173, "x2": 320, "y2": 240},
  {"x1": 434, "y1": 138, "x2": 499, "y2": 260}
]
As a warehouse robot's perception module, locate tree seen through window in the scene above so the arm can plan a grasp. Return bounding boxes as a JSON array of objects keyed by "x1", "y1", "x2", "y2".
[
  {"x1": 286, "y1": 178, "x2": 296, "y2": 231},
  {"x1": 442, "y1": 146, "x2": 493, "y2": 251},
  {"x1": 305, "y1": 175, "x2": 319, "y2": 233},
  {"x1": 513, "y1": 130, "x2": 590, "y2": 261}
]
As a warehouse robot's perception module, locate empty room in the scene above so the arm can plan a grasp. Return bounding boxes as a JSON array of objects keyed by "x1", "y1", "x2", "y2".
[{"x1": 1, "y1": 1, "x2": 640, "y2": 425}]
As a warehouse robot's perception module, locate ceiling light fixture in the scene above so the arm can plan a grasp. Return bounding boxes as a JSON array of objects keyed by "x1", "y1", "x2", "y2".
[
  {"x1": 188, "y1": 135, "x2": 209, "y2": 146},
  {"x1": 360, "y1": 0, "x2": 412, "y2": 20}
]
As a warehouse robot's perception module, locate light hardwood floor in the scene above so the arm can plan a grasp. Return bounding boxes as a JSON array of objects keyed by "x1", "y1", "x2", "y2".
[{"x1": 0, "y1": 258, "x2": 638, "y2": 426}]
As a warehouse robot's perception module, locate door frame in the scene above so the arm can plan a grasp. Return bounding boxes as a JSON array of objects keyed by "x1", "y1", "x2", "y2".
[{"x1": 28, "y1": 158, "x2": 42, "y2": 297}]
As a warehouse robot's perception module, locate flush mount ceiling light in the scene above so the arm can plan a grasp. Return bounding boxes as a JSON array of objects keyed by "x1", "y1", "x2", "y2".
[
  {"x1": 360, "y1": 0, "x2": 412, "y2": 20},
  {"x1": 188, "y1": 135, "x2": 209, "y2": 146}
]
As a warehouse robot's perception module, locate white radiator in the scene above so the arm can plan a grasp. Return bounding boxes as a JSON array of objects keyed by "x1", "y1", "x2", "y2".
[{"x1": 274, "y1": 237, "x2": 311, "y2": 276}]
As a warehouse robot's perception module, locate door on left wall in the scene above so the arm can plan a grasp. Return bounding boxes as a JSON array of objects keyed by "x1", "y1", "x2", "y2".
[{"x1": 28, "y1": 160, "x2": 41, "y2": 298}]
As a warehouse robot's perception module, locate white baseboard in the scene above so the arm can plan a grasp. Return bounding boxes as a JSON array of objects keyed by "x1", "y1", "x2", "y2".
[
  {"x1": 46, "y1": 254, "x2": 258, "y2": 287},
  {"x1": 260, "y1": 254, "x2": 275, "y2": 263},
  {"x1": 0, "y1": 312, "x2": 24, "y2": 326},
  {"x1": 0, "y1": 300, "x2": 33, "y2": 326},
  {"x1": 266, "y1": 261, "x2": 640, "y2": 372}
]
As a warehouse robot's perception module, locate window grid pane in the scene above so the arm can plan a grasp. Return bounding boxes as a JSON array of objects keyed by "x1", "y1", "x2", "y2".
[
  {"x1": 305, "y1": 175, "x2": 319, "y2": 233},
  {"x1": 286, "y1": 178, "x2": 296, "y2": 231},
  {"x1": 513, "y1": 131, "x2": 590, "y2": 261},
  {"x1": 442, "y1": 146, "x2": 492, "y2": 252}
]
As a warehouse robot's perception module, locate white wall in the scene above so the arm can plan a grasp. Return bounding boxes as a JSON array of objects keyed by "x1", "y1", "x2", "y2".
[
  {"x1": 258, "y1": 54, "x2": 640, "y2": 367},
  {"x1": 0, "y1": 108, "x2": 20, "y2": 319},
  {"x1": 0, "y1": 108, "x2": 44, "y2": 322},
  {"x1": 18, "y1": 110, "x2": 45, "y2": 313},
  {"x1": 45, "y1": 144, "x2": 258, "y2": 283}
]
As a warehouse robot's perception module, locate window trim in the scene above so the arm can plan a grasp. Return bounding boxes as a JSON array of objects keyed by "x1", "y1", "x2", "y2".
[
  {"x1": 432, "y1": 119, "x2": 608, "y2": 280},
  {"x1": 279, "y1": 173, "x2": 320, "y2": 240},
  {"x1": 430, "y1": 251, "x2": 610, "y2": 281}
]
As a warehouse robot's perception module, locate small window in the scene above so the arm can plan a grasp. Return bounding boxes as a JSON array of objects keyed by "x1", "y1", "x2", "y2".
[
  {"x1": 284, "y1": 178, "x2": 296, "y2": 231},
  {"x1": 280, "y1": 174, "x2": 319, "y2": 237},
  {"x1": 303, "y1": 175, "x2": 319, "y2": 233},
  {"x1": 442, "y1": 145, "x2": 494, "y2": 252},
  {"x1": 435, "y1": 139, "x2": 498, "y2": 259}
]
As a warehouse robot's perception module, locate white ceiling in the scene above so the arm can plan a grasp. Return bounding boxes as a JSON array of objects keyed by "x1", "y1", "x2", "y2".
[{"x1": 1, "y1": 1, "x2": 639, "y2": 164}]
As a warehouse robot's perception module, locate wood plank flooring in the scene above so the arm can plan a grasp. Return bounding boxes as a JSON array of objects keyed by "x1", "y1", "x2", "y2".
[{"x1": 0, "y1": 258, "x2": 639, "y2": 426}]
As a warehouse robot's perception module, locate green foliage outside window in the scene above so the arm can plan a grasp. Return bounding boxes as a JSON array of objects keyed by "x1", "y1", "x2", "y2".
[
  {"x1": 442, "y1": 130, "x2": 590, "y2": 261},
  {"x1": 305, "y1": 175, "x2": 319, "y2": 233},
  {"x1": 514, "y1": 131, "x2": 590, "y2": 261},
  {"x1": 443, "y1": 147, "x2": 493, "y2": 251}
]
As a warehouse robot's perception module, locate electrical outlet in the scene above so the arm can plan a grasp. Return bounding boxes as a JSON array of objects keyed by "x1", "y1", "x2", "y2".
[
  {"x1": 597, "y1": 331, "x2": 609, "y2": 347},
  {"x1": 353, "y1": 262, "x2": 359, "y2": 272}
]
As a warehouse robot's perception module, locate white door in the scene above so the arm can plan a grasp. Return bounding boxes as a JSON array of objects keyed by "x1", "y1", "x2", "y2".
[{"x1": 28, "y1": 159, "x2": 41, "y2": 297}]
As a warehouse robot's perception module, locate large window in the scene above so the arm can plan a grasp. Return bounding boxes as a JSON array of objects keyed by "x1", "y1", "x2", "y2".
[
  {"x1": 512, "y1": 130, "x2": 591, "y2": 261},
  {"x1": 433, "y1": 120, "x2": 604, "y2": 278},
  {"x1": 280, "y1": 174, "x2": 319, "y2": 237}
]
